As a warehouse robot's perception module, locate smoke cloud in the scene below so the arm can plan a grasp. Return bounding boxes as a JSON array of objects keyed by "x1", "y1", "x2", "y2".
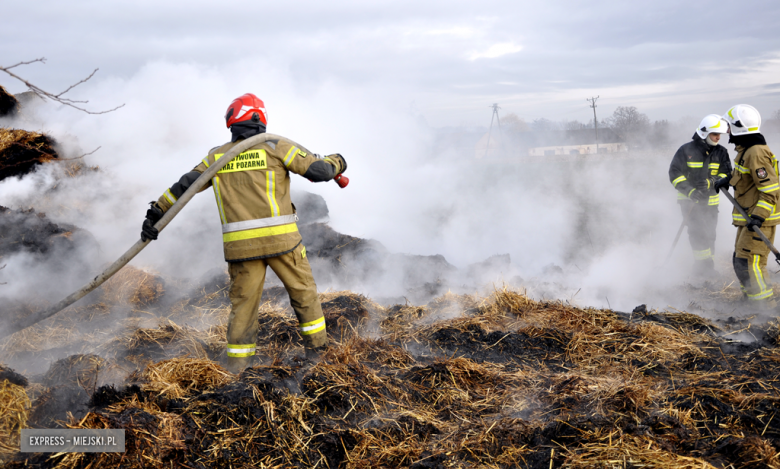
[{"x1": 0, "y1": 58, "x2": 774, "y2": 326}]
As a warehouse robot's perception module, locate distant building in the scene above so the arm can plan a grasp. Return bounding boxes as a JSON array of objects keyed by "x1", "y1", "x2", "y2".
[
  {"x1": 476, "y1": 128, "x2": 627, "y2": 159},
  {"x1": 528, "y1": 142, "x2": 628, "y2": 156}
]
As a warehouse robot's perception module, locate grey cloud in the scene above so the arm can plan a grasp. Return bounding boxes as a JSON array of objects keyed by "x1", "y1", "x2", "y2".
[{"x1": 2, "y1": 1, "x2": 780, "y2": 124}]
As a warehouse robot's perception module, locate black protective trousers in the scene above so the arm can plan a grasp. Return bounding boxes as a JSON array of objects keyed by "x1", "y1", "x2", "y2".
[{"x1": 681, "y1": 201, "x2": 718, "y2": 271}]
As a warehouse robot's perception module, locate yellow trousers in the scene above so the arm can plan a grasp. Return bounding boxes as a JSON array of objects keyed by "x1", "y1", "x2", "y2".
[
  {"x1": 733, "y1": 225, "x2": 776, "y2": 303},
  {"x1": 226, "y1": 243, "x2": 327, "y2": 370}
]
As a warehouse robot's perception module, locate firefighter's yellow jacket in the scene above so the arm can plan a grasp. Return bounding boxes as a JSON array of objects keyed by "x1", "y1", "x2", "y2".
[
  {"x1": 155, "y1": 136, "x2": 345, "y2": 261},
  {"x1": 728, "y1": 141, "x2": 780, "y2": 226}
]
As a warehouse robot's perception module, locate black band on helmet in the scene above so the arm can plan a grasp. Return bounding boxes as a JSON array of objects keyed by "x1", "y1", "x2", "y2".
[
  {"x1": 733, "y1": 120, "x2": 743, "y2": 128},
  {"x1": 225, "y1": 108, "x2": 234, "y2": 122}
]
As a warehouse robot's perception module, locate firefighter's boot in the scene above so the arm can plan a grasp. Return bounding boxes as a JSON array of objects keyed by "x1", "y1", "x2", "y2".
[
  {"x1": 693, "y1": 257, "x2": 717, "y2": 280},
  {"x1": 226, "y1": 355, "x2": 255, "y2": 374}
]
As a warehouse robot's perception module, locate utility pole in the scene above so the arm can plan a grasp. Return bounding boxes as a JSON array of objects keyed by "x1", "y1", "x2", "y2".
[
  {"x1": 586, "y1": 96, "x2": 599, "y2": 153},
  {"x1": 484, "y1": 103, "x2": 501, "y2": 158}
]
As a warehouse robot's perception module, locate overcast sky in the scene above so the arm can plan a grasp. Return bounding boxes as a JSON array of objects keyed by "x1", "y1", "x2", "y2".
[{"x1": 3, "y1": 0, "x2": 780, "y2": 127}]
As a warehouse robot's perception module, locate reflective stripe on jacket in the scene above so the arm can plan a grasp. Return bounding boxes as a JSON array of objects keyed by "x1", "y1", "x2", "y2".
[
  {"x1": 155, "y1": 135, "x2": 345, "y2": 261},
  {"x1": 668, "y1": 133, "x2": 731, "y2": 206},
  {"x1": 729, "y1": 142, "x2": 780, "y2": 226}
]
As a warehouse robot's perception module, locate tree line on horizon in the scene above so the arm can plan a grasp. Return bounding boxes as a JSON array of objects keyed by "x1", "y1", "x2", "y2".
[{"x1": 499, "y1": 107, "x2": 780, "y2": 150}]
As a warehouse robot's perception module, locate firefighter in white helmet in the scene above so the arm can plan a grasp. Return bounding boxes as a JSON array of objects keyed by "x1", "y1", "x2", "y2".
[
  {"x1": 714, "y1": 105, "x2": 779, "y2": 308},
  {"x1": 668, "y1": 114, "x2": 731, "y2": 277}
]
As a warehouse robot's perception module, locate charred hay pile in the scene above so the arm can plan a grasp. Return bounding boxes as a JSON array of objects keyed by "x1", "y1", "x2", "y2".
[
  {"x1": 1, "y1": 277, "x2": 780, "y2": 468},
  {"x1": 0, "y1": 206, "x2": 101, "y2": 333},
  {"x1": 0, "y1": 86, "x2": 45, "y2": 176},
  {"x1": 0, "y1": 128, "x2": 59, "y2": 181},
  {"x1": 0, "y1": 85, "x2": 19, "y2": 118}
]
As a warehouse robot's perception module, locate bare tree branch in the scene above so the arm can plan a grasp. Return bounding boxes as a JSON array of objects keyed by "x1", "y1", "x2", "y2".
[
  {"x1": 56, "y1": 146, "x2": 101, "y2": 161},
  {"x1": 0, "y1": 57, "x2": 124, "y2": 114}
]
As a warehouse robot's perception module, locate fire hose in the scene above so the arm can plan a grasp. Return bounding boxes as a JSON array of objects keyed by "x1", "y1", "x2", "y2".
[
  {"x1": 721, "y1": 188, "x2": 780, "y2": 266},
  {"x1": 1, "y1": 134, "x2": 347, "y2": 339}
]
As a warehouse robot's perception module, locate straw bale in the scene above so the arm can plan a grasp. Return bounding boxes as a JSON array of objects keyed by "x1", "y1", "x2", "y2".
[
  {"x1": 142, "y1": 357, "x2": 233, "y2": 399},
  {"x1": 0, "y1": 379, "x2": 29, "y2": 457},
  {"x1": 100, "y1": 265, "x2": 165, "y2": 308}
]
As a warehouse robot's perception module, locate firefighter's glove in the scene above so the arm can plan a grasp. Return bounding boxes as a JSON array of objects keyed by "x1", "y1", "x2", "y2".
[
  {"x1": 713, "y1": 177, "x2": 731, "y2": 193},
  {"x1": 328, "y1": 153, "x2": 347, "y2": 174},
  {"x1": 747, "y1": 215, "x2": 765, "y2": 231},
  {"x1": 689, "y1": 189, "x2": 707, "y2": 204},
  {"x1": 141, "y1": 202, "x2": 164, "y2": 242},
  {"x1": 696, "y1": 179, "x2": 713, "y2": 191}
]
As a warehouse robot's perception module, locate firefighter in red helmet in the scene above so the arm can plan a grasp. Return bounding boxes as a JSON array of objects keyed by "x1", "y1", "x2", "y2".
[{"x1": 141, "y1": 93, "x2": 347, "y2": 373}]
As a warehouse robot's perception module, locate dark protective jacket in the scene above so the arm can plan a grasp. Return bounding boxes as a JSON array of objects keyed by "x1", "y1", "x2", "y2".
[
  {"x1": 155, "y1": 135, "x2": 345, "y2": 262},
  {"x1": 727, "y1": 133, "x2": 780, "y2": 226},
  {"x1": 669, "y1": 133, "x2": 732, "y2": 206}
]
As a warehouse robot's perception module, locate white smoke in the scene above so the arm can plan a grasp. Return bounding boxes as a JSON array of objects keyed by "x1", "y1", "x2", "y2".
[{"x1": 0, "y1": 57, "x2": 776, "y2": 320}]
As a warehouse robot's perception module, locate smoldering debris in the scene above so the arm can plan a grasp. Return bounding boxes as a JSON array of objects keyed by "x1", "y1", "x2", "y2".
[
  {"x1": 0, "y1": 205, "x2": 98, "y2": 258},
  {"x1": 1, "y1": 283, "x2": 779, "y2": 468},
  {"x1": 0, "y1": 206, "x2": 101, "y2": 334},
  {"x1": 298, "y1": 221, "x2": 500, "y2": 304}
]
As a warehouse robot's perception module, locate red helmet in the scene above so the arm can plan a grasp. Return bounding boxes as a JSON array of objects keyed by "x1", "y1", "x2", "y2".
[{"x1": 225, "y1": 93, "x2": 267, "y2": 128}]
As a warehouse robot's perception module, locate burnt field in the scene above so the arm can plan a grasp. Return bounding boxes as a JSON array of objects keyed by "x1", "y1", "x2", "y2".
[{"x1": 1, "y1": 270, "x2": 780, "y2": 468}]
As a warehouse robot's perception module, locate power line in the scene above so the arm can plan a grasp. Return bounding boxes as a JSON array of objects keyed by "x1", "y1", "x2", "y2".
[{"x1": 586, "y1": 96, "x2": 599, "y2": 152}]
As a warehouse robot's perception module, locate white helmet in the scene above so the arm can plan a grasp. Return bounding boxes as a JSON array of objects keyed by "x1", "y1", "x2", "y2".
[
  {"x1": 696, "y1": 114, "x2": 729, "y2": 139},
  {"x1": 723, "y1": 104, "x2": 761, "y2": 136}
]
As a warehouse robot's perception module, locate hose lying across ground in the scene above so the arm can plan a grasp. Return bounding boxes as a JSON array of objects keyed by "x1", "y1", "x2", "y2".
[{"x1": 1, "y1": 133, "x2": 294, "y2": 340}]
